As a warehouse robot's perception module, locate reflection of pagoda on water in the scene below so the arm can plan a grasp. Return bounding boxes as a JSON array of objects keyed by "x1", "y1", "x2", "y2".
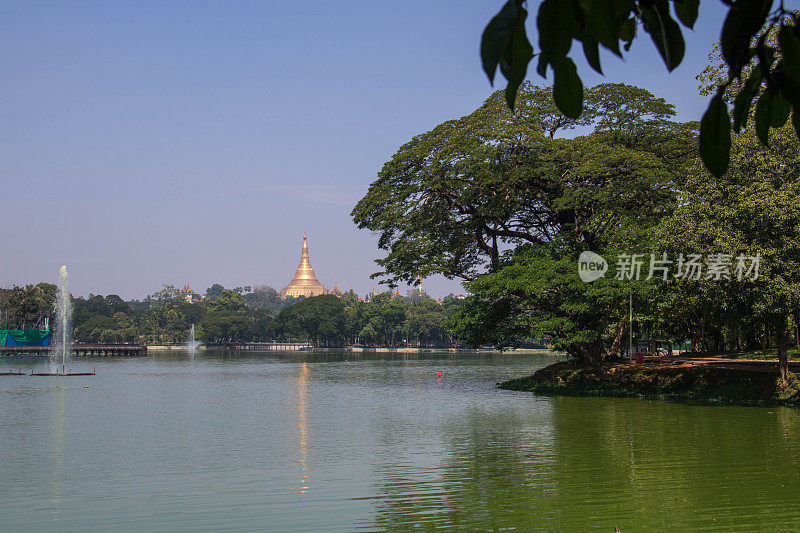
[{"x1": 280, "y1": 233, "x2": 327, "y2": 299}]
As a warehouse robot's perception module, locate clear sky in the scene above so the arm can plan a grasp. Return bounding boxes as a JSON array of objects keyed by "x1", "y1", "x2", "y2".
[{"x1": 0, "y1": 1, "x2": 728, "y2": 300}]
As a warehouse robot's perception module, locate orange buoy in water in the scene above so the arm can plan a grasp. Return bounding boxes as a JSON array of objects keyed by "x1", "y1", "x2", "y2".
[{"x1": 437, "y1": 370, "x2": 442, "y2": 378}]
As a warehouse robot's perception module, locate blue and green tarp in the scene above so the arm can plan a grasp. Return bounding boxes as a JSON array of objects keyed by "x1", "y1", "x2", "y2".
[{"x1": 0, "y1": 329, "x2": 50, "y2": 347}]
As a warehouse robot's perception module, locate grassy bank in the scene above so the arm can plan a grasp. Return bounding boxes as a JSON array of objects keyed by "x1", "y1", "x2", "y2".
[{"x1": 500, "y1": 359, "x2": 800, "y2": 407}]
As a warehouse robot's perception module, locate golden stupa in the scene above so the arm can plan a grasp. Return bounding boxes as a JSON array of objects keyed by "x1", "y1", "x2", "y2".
[{"x1": 280, "y1": 232, "x2": 326, "y2": 298}]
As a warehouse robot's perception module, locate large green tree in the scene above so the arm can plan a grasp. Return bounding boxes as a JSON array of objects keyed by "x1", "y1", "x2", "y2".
[
  {"x1": 0, "y1": 283, "x2": 57, "y2": 329},
  {"x1": 353, "y1": 83, "x2": 686, "y2": 286},
  {"x1": 405, "y1": 297, "x2": 448, "y2": 347},
  {"x1": 199, "y1": 288, "x2": 253, "y2": 343},
  {"x1": 354, "y1": 83, "x2": 692, "y2": 368},
  {"x1": 447, "y1": 247, "x2": 631, "y2": 372},
  {"x1": 657, "y1": 123, "x2": 800, "y2": 381},
  {"x1": 272, "y1": 294, "x2": 346, "y2": 346}
]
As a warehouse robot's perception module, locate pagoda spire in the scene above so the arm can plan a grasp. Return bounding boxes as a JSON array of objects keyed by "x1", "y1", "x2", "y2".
[{"x1": 280, "y1": 232, "x2": 326, "y2": 299}]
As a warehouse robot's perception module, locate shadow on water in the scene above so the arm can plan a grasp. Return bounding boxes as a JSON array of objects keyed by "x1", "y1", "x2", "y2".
[{"x1": 366, "y1": 395, "x2": 800, "y2": 531}]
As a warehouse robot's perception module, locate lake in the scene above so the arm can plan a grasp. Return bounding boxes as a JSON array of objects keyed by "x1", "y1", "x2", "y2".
[{"x1": 2, "y1": 351, "x2": 800, "y2": 531}]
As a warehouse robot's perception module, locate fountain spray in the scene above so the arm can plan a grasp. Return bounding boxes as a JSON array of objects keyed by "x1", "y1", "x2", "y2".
[
  {"x1": 187, "y1": 323, "x2": 200, "y2": 351},
  {"x1": 53, "y1": 266, "x2": 72, "y2": 374}
]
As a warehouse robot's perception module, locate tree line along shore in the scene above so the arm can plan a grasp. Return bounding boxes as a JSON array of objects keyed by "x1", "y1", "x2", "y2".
[{"x1": 0, "y1": 282, "x2": 487, "y2": 349}]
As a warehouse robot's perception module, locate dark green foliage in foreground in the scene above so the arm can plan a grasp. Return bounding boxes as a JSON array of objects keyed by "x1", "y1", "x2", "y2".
[
  {"x1": 500, "y1": 360, "x2": 800, "y2": 407},
  {"x1": 481, "y1": 0, "x2": 800, "y2": 176}
]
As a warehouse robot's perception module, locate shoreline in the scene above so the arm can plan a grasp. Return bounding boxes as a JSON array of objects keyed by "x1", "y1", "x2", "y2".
[
  {"x1": 500, "y1": 358, "x2": 800, "y2": 407},
  {"x1": 146, "y1": 345, "x2": 554, "y2": 354}
]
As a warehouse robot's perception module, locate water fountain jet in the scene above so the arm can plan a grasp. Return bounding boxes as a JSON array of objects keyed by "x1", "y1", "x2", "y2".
[
  {"x1": 187, "y1": 324, "x2": 200, "y2": 351},
  {"x1": 53, "y1": 266, "x2": 71, "y2": 374},
  {"x1": 33, "y1": 266, "x2": 95, "y2": 376}
]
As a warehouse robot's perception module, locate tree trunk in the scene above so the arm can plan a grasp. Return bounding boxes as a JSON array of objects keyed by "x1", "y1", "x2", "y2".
[
  {"x1": 607, "y1": 318, "x2": 626, "y2": 358},
  {"x1": 794, "y1": 308, "x2": 800, "y2": 347},
  {"x1": 584, "y1": 342, "x2": 605, "y2": 378},
  {"x1": 701, "y1": 315, "x2": 706, "y2": 353},
  {"x1": 777, "y1": 332, "x2": 790, "y2": 386}
]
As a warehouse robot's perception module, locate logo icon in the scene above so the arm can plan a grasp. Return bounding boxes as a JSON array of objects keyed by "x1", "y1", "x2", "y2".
[{"x1": 578, "y1": 251, "x2": 608, "y2": 282}]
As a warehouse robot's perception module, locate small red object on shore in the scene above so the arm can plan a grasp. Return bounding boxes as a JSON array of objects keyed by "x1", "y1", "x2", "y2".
[
  {"x1": 437, "y1": 370, "x2": 442, "y2": 377},
  {"x1": 635, "y1": 352, "x2": 645, "y2": 363}
]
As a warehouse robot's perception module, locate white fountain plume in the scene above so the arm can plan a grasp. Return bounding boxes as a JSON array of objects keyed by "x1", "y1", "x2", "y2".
[
  {"x1": 52, "y1": 266, "x2": 72, "y2": 374},
  {"x1": 187, "y1": 323, "x2": 200, "y2": 351}
]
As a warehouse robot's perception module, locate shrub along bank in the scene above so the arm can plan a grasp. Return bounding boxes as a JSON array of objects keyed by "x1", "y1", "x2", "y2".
[{"x1": 500, "y1": 359, "x2": 800, "y2": 407}]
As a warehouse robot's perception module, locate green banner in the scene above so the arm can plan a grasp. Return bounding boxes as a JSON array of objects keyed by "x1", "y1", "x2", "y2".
[{"x1": 0, "y1": 329, "x2": 50, "y2": 346}]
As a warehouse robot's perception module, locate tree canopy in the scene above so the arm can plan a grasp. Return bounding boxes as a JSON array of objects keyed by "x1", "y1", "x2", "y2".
[
  {"x1": 355, "y1": 79, "x2": 800, "y2": 380},
  {"x1": 352, "y1": 83, "x2": 690, "y2": 287}
]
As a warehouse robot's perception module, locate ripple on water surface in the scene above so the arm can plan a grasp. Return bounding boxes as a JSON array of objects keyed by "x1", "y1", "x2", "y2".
[{"x1": 1, "y1": 351, "x2": 799, "y2": 532}]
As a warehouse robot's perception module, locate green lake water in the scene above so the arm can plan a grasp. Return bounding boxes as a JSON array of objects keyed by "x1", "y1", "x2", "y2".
[{"x1": 2, "y1": 351, "x2": 800, "y2": 531}]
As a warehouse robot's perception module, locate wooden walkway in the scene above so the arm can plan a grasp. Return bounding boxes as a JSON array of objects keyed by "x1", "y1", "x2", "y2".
[{"x1": 0, "y1": 344, "x2": 147, "y2": 357}]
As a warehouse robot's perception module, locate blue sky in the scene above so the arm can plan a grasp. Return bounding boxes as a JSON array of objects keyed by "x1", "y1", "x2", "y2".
[{"x1": 0, "y1": 1, "x2": 728, "y2": 299}]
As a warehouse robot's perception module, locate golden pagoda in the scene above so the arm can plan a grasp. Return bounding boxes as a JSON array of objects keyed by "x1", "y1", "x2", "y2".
[{"x1": 280, "y1": 232, "x2": 326, "y2": 299}]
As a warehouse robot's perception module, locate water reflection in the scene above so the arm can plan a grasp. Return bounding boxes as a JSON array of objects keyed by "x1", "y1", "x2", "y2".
[
  {"x1": 3, "y1": 352, "x2": 800, "y2": 531},
  {"x1": 368, "y1": 394, "x2": 800, "y2": 530},
  {"x1": 296, "y1": 362, "x2": 310, "y2": 504},
  {"x1": 368, "y1": 404, "x2": 557, "y2": 530},
  {"x1": 51, "y1": 383, "x2": 66, "y2": 523}
]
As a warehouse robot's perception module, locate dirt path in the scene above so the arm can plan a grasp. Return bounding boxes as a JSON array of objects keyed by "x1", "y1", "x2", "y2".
[{"x1": 640, "y1": 355, "x2": 800, "y2": 372}]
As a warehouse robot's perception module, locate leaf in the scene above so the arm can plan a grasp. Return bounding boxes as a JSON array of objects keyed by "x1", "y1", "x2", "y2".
[
  {"x1": 755, "y1": 31, "x2": 775, "y2": 71},
  {"x1": 699, "y1": 93, "x2": 731, "y2": 177},
  {"x1": 774, "y1": 69, "x2": 800, "y2": 109},
  {"x1": 673, "y1": 0, "x2": 699, "y2": 28},
  {"x1": 536, "y1": 54, "x2": 548, "y2": 77},
  {"x1": 481, "y1": 1, "x2": 520, "y2": 84},
  {"x1": 721, "y1": 0, "x2": 772, "y2": 79},
  {"x1": 499, "y1": 6, "x2": 534, "y2": 109},
  {"x1": 778, "y1": 25, "x2": 800, "y2": 80},
  {"x1": 754, "y1": 89, "x2": 774, "y2": 145},
  {"x1": 505, "y1": 84, "x2": 519, "y2": 110},
  {"x1": 620, "y1": 18, "x2": 636, "y2": 51},
  {"x1": 640, "y1": 1, "x2": 685, "y2": 71},
  {"x1": 614, "y1": 0, "x2": 635, "y2": 14},
  {"x1": 537, "y1": 0, "x2": 574, "y2": 68},
  {"x1": 732, "y1": 66, "x2": 763, "y2": 132},
  {"x1": 582, "y1": 35, "x2": 603, "y2": 74},
  {"x1": 770, "y1": 93, "x2": 791, "y2": 127},
  {"x1": 587, "y1": 0, "x2": 621, "y2": 56},
  {"x1": 552, "y1": 57, "x2": 584, "y2": 118}
]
